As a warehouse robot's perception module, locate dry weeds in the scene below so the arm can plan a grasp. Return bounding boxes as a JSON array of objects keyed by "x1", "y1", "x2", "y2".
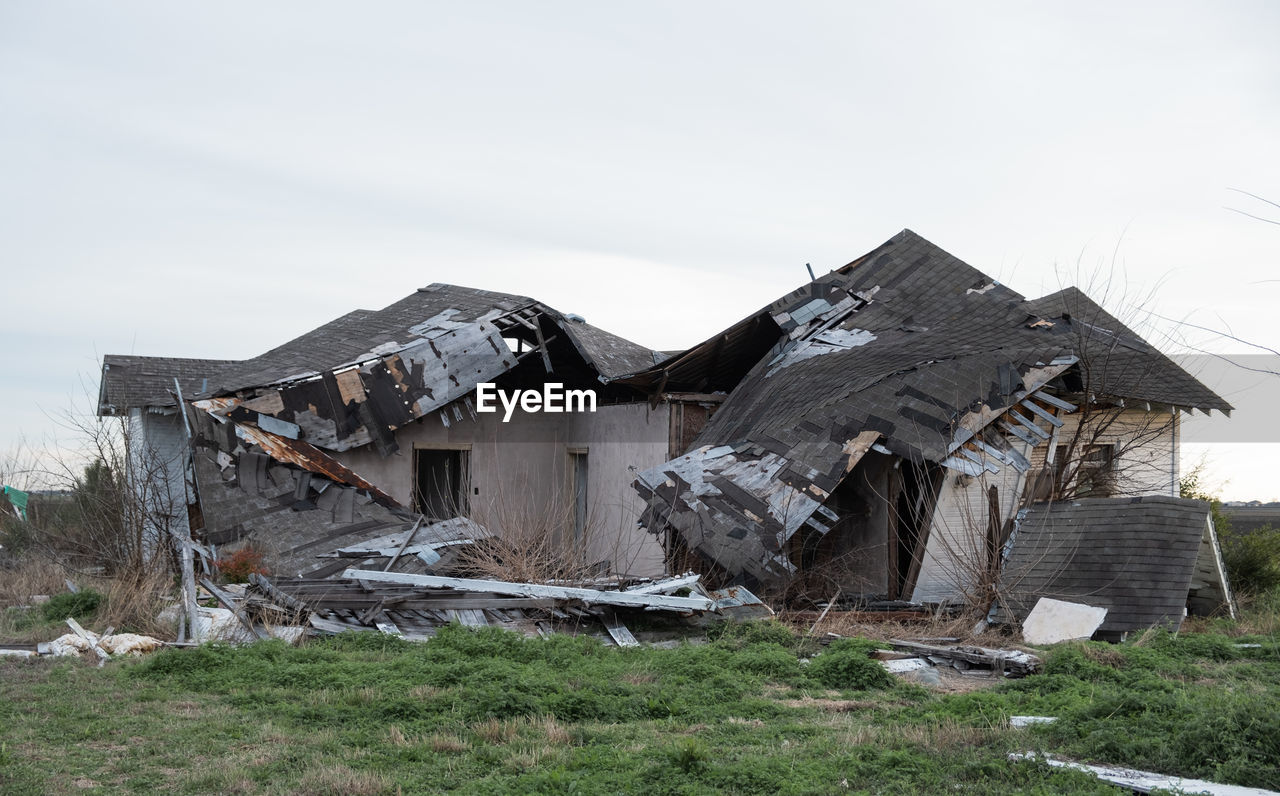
[
  {"x1": 294, "y1": 764, "x2": 393, "y2": 796},
  {"x1": 778, "y1": 610, "x2": 1023, "y2": 648},
  {"x1": 0, "y1": 554, "x2": 67, "y2": 607},
  {"x1": 779, "y1": 696, "x2": 880, "y2": 712}
]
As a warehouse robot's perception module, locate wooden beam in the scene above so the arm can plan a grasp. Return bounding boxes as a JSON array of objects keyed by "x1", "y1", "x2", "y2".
[
  {"x1": 1019, "y1": 398, "x2": 1064, "y2": 427},
  {"x1": 1028, "y1": 390, "x2": 1077, "y2": 412},
  {"x1": 383, "y1": 515, "x2": 425, "y2": 572}
]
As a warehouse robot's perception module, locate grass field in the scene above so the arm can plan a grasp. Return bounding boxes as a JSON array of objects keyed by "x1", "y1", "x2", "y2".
[{"x1": 3, "y1": 608, "x2": 1278, "y2": 795}]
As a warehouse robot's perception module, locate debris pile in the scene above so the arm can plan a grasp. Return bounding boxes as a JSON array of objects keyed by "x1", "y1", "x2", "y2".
[
  {"x1": 13, "y1": 618, "x2": 168, "y2": 664},
  {"x1": 233, "y1": 569, "x2": 771, "y2": 646}
]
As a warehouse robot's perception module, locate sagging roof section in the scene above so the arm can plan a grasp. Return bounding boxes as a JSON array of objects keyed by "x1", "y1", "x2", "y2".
[
  {"x1": 100, "y1": 285, "x2": 665, "y2": 576},
  {"x1": 992, "y1": 496, "x2": 1234, "y2": 636},
  {"x1": 632, "y1": 229, "x2": 1232, "y2": 587},
  {"x1": 103, "y1": 284, "x2": 662, "y2": 455}
]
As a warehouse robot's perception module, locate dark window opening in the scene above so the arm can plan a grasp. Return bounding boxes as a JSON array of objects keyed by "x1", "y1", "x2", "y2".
[
  {"x1": 413, "y1": 448, "x2": 470, "y2": 520},
  {"x1": 1056, "y1": 444, "x2": 1115, "y2": 498}
]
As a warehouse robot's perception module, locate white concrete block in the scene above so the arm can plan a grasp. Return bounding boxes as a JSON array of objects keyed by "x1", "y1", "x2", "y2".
[{"x1": 1021, "y1": 597, "x2": 1107, "y2": 644}]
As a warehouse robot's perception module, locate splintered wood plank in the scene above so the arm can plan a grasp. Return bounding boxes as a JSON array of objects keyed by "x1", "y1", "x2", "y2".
[{"x1": 888, "y1": 639, "x2": 1040, "y2": 676}]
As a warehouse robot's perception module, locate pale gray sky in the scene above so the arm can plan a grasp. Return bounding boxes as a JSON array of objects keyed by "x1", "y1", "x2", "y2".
[{"x1": 2, "y1": 1, "x2": 1277, "y2": 497}]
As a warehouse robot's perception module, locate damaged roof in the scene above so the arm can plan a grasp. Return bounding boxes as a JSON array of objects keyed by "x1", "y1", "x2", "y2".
[
  {"x1": 559, "y1": 318, "x2": 671, "y2": 379},
  {"x1": 204, "y1": 285, "x2": 539, "y2": 395},
  {"x1": 1024, "y1": 286, "x2": 1228, "y2": 414},
  {"x1": 632, "y1": 229, "x2": 1231, "y2": 585},
  {"x1": 99, "y1": 283, "x2": 662, "y2": 413},
  {"x1": 99, "y1": 354, "x2": 239, "y2": 415},
  {"x1": 992, "y1": 496, "x2": 1233, "y2": 636},
  {"x1": 101, "y1": 283, "x2": 666, "y2": 528}
]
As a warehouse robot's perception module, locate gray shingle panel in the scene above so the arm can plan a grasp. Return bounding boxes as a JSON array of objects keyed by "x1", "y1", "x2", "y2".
[
  {"x1": 559, "y1": 320, "x2": 663, "y2": 379},
  {"x1": 993, "y1": 496, "x2": 1212, "y2": 634},
  {"x1": 99, "y1": 354, "x2": 240, "y2": 413}
]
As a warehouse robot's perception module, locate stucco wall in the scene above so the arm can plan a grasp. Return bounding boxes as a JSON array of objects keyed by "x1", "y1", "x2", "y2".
[{"x1": 333, "y1": 401, "x2": 670, "y2": 576}]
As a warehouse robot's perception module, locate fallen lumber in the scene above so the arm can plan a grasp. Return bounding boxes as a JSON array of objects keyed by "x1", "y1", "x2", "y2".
[
  {"x1": 340, "y1": 569, "x2": 717, "y2": 612},
  {"x1": 1009, "y1": 753, "x2": 1274, "y2": 795},
  {"x1": 888, "y1": 639, "x2": 1041, "y2": 676},
  {"x1": 65, "y1": 618, "x2": 110, "y2": 666},
  {"x1": 622, "y1": 572, "x2": 700, "y2": 594},
  {"x1": 200, "y1": 578, "x2": 270, "y2": 641},
  {"x1": 247, "y1": 573, "x2": 310, "y2": 616}
]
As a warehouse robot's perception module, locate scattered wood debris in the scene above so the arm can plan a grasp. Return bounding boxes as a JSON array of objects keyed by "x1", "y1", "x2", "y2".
[
  {"x1": 215, "y1": 570, "x2": 774, "y2": 645},
  {"x1": 888, "y1": 638, "x2": 1041, "y2": 678}
]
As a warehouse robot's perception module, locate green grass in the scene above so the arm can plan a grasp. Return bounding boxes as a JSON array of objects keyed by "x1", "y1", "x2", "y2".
[{"x1": 2, "y1": 619, "x2": 1277, "y2": 794}]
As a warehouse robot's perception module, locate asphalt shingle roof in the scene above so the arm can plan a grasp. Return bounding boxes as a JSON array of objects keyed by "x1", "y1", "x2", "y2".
[
  {"x1": 99, "y1": 284, "x2": 660, "y2": 410},
  {"x1": 99, "y1": 355, "x2": 239, "y2": 414},
  {"x1": 993, "y1": 496, "x2": 1221, "y2": 634}
]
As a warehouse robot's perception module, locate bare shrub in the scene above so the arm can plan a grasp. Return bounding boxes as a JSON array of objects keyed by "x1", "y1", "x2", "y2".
[
  {"x1": 6, "y1": 400, "x2": 186, "y2": 581},
  {"x1": 451, "y1": 463, "x2": 636, "y2": 584}
]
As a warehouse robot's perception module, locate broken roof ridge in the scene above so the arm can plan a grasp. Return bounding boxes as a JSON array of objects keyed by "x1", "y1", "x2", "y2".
[{"x1": 608, "y1": 228, "x2": 1028, "y2": 386}]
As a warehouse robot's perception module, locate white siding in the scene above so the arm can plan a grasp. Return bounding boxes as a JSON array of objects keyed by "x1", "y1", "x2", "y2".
[
  {"x1": 911, "y1": 440, "x2": 1030, "y2": 604},
  {"x1": 1028, "y1": 407, "x2": 1180, "y2": 497},
  {"x1": 911, "y1": 407, "x2": 1180, "y2": 604}
]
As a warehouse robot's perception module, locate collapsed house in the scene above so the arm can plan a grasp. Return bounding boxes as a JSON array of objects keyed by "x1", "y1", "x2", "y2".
[
  {"x1": 621, "y1": 230, "x2": 1233, "y2": 618},
  {"x1": 98, "y1": 285, "x2": 714, "y2": 580},
  {"x1": 99, "y1": 230, "x2": 1235, "y2": 633}
]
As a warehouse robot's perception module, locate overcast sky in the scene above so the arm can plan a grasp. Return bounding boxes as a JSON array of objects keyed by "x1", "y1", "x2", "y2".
[{"x1": 2, "y1": 1, "x2": 1277, "y2": 498}]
